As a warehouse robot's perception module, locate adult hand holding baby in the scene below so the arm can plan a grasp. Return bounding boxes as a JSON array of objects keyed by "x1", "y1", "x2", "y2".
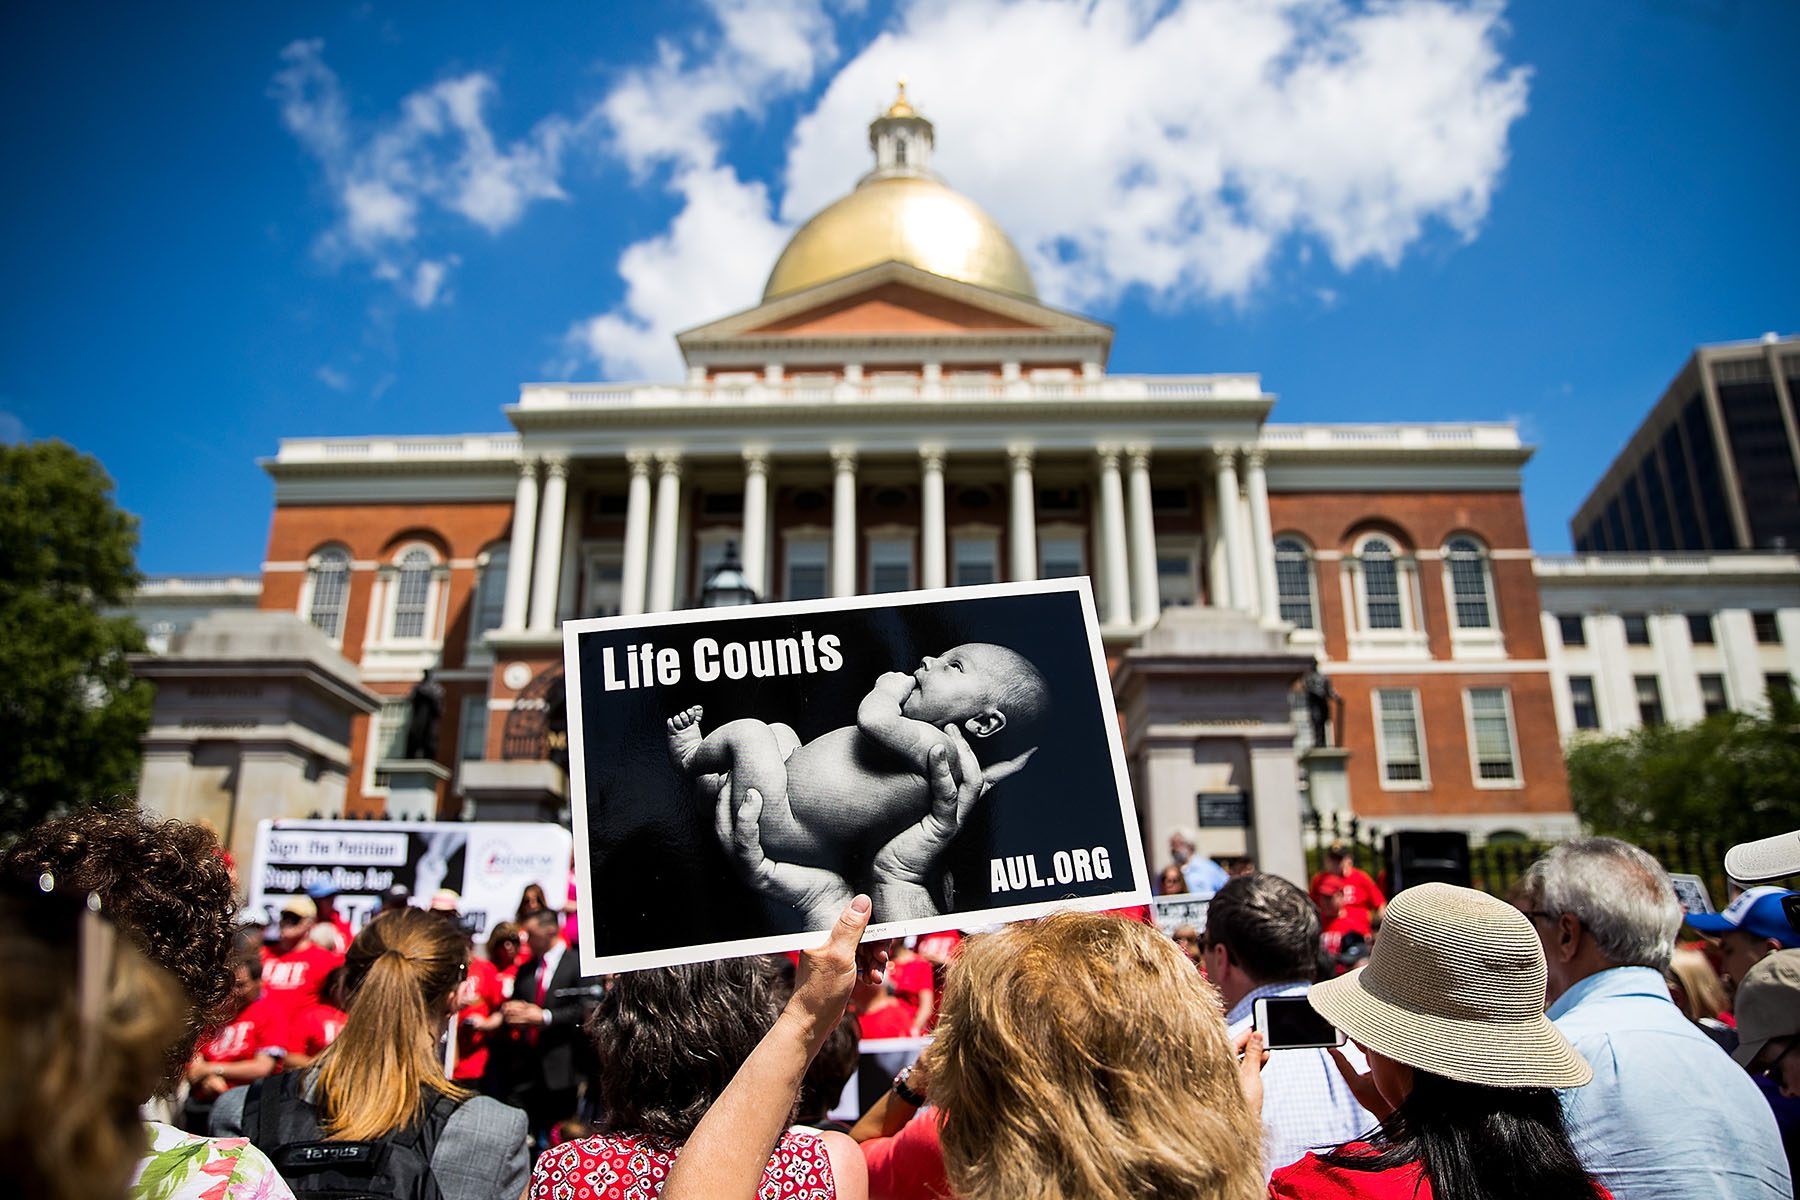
[{"x1": 716, "y1": 785, "x2": 854, "y2": 926}]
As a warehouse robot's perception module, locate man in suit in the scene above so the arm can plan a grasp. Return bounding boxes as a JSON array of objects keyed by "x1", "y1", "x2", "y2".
[{"x1": 488, "y1": 906, "x2": 595, "y2": 1148}]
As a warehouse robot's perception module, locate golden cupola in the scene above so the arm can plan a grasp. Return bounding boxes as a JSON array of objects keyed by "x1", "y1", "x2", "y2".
[{"x1": 762, "y1": 82, "x2": 1038, "y2": 301}]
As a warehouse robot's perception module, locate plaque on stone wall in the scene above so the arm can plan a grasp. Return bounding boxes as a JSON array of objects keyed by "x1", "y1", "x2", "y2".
[{"x1": 1197, "y1": 789, "x2": 1249, "y2": 828}]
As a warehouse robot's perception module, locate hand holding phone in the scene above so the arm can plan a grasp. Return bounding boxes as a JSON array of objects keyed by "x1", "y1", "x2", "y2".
[{"x1": 1253, "y1": 995, "x2": 1346, "y2": 1050}]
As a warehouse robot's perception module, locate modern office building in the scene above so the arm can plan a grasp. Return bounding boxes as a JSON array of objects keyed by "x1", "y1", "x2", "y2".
[{"x1": 1572, "y1": 335, "x2": 1800, "y2": 555}]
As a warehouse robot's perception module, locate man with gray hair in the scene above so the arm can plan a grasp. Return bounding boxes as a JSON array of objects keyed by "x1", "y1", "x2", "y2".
[{"x1": 1516, "y1": 837, "x2": 1790, "y2": 1198}]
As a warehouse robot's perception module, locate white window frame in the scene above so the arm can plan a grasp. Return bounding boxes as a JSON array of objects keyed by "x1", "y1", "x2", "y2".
[
  {"x1": 866, "y1": 526, "x2": 916, "y2": 594},
  {"x1": 363, "y1": 698, "x2": 412, "y2": 795},
  {"x1": 1372, "y1": 687, "x2": 1430, "y2": 790},
  {"x1": 951, "y1": 525, "x2": 1000, "y2": 589},
  {"x1": 1154, "y1": 535, "x2": 1201, "y2": 610},
  {"x1": 466, "y1": 543, "x2": 509, "y2": 657},
  {"x1": 782, "y1": 528, "x2": 830, "y2": 602},
  {"x1": 694, "y1": 526, "x2": 744, "y2": 606},
  {"x1": 457, "y1": 693, "x2": 488, "y2": 763},
  {"x1": 378, "y1": 543, "x2": 447, "y2": 647},
  {"x1": 1463, "y1": 687, "x2": 1523, "y2": 789},
  {"x1": 1346, "y1": 533, "x2": 1429, "y2": 662},
  {"x1": 1567, "y1": 674, "x2": 1602, "y2": 732},
  {"x1": 1442, "y1": 534, "x2": 1504, "y2": 660},
  {"x1": 1273, "y1": 533, "x2": 1320, "y2": 632},
  {"x1": 298, "y1": 545, "x2": 353, "y2": 647},
  {"x1": 583, "y1": 540, "x2": 625, "y2": 618},
  {"x1": 1037, "y1": 522, "x2": 1087, "y2": 581}
]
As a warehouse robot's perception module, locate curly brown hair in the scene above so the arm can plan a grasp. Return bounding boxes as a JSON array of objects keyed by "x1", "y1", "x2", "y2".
[{"x1": 1, "y1": 808, "x2": 239, "y2": 1087}]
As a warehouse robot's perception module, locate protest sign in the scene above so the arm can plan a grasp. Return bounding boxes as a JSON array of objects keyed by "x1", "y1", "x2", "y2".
[
  {"x1": 563, "y1": 578, "x2": 1149, "y2": 975},
  {"x1": 1150, "y1": 895, "x2": 1210, "y2": 937},
  {"x1": 247, "y1": 819, "x2": 571, "y2": 938}
]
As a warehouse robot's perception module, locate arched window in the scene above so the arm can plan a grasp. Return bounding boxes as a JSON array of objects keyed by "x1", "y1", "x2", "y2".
[
  {"x1": 1444, "y1": 535, "x2": 1496, "y2": 630},
  {"x1": 471, "y1": 544, "x2": 509, "y2": 640},
  {"x1": 1273, "y1": 536, "x2": 1317, "y2": 629},
  {"x1": 1359, "y1": 537, "x2": 1404, "y2": 630},
  {"x1": 390, "y1": 547, "x2": 435, "y2": 639},
  {"x1": 306, "y1": 546, "x2": 350, "y2": 640}
]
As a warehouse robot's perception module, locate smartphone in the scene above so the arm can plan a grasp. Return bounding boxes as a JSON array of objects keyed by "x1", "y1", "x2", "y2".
[{"x1": 1253, "y1": 995, "x2": 1346, "y2": 1050}]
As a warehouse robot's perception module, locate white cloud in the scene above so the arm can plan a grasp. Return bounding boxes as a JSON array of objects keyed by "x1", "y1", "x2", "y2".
[
  {"x1": 314, "y1": 365, "x2": 351, "y2": 391},
  {"x1": 783, "y1": 0, "x2": 1529, "y2": 309},
  {"x1": 0, "y1": 410, "x2": 26, "y2": 444},
  {"x1": 271, "y1": 39, "x2": 569, "y2": 306}
]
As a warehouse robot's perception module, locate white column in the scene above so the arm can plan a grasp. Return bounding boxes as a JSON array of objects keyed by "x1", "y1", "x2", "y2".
[
  {"x1": 1008, "y1": 444, "x2": 1037, "y2": 582},
  {"x1": 528, "y1": 457, "x2": 570, "y2": 632},
  {"x1": 1590, "y1": 613, "x2": 1639, "y2": 733},
  {"x1": 1096, "y1": 446, "x2": 1130, "y2": 626},
  {"x1": 619, "y1": 453, "x2": 652, "y2": 616},
  {"x1": 1780, "y1": 608, "x2": 1800, "y2": 695},
  {"x1": 831, "y1": 448, "x2": 858, "y2": 597},
  {"x1": 648, "y1": 453, "x2": 683, "y2": 613},
  {"x1": 500, "y1": 459, "x2": 539, "y2": 632},
  {"x1": 1126, "y1": 446, "x2": 1159, "y2": 626},
  {"x1": 1212, "y1": 446, "x2": 1244, "y2": 612},
  {"x1": 741, "y1": 449, "x2": 770, "y2": 599},
  {"x1": 920, "y1": 447, "x2": 947, "y2": 589},
  {"x1": 1653, "y1": 612, "x2": 1702, "y2": 724},
  {"x1": 1244, "y1": 446, "x2": 1280, "y2": 624},
  {"x1": 1716, "y1": 608, "x2": 1769, "y2": 713}
]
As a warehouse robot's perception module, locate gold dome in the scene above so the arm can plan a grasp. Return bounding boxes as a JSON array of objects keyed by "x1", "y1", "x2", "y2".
[{"x1": 763, "y1": 174, "x2": 1038, "y2": 301}]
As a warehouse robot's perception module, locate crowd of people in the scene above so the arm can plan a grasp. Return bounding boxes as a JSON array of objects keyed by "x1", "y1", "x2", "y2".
[{"x1": 1, "y1": 803, "x2": 1796, "y2": 1200}]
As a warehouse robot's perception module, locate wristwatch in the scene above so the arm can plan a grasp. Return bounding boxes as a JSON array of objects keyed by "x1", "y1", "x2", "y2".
[{"x1": 892, "y1": 1065, "x2": 927, "y2": 1107}]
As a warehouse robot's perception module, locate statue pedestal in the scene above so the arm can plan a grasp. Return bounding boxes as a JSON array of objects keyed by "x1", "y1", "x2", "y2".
[
  {"x1": 1302, "y1": 747, "x2": 1351, "y2": 820},
  {"x1": 458, "y1": 760, "x2": 567, "y2": 824},
  {"x1": 378, "y1": 759, "x2": 451, "y2": 821}
]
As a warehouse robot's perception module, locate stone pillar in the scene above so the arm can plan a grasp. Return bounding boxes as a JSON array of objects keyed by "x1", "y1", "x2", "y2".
[
  {"x1": 741, "y1": 449, "x2": 770, "y2": 598},
  {"x1": 1127, "y1": 446, "x2": 1159, "y2": 626},
  {"x1": 1244, "y1": 446, "x2": 1280, "y2": 624},
  {"x1": 1096, "y1": 446, "x2": 1131, "y2": 626},
  {"x1": 528, "y1": 457, "x2": 569, "y2": 632},
  {"x1": 1716, "y1": 608, "x2": 1769, "y2": 713},
  {"x1": 1653, "y1": 612, "x2": 1702, "y2": 724},
  {"x1": 1008, "y1": 444, "x2": 1038, "y2": 582},
  {"x1": 620, "y1": 453, "x2": 652, "y2": 617},
  {"x1": 648, "y1": 453, "x2": 683, "y2": 613},
  {"x1": 1589, "y1": 613, "x2": 1639, "y2": 733},
  {"x1": 831, "y1": 448, "x2": 858, "y2": 598},
  {"x1": 501, "y1": 459, "x2": 539, "y2": 632},
  {"x1": 920, "y1": 447, "x2": 947, "y2": 589},
  {"x1": 1211, "y1": 446, "x2": 1244, "y2": 612},
  {"x1": 1248, "y1": 737, "x2": 1307, "y2": 883}
]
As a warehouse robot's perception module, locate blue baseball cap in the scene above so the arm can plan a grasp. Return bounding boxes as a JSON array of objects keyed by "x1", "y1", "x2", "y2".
[
  {"x1": 305, "y1": 878, "x2": 339, "y2": 900},
  {"x1": 1686, "y1": 886, "x2": 1800, "y2": 946}
]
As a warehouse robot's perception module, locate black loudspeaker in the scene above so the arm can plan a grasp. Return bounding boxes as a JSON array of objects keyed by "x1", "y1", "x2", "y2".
[{"x1": 1383, "y1": 830, "x2": 1472, "y2": 894}]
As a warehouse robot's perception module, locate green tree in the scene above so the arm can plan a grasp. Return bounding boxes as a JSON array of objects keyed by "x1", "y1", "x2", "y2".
[
  {"x1": 0, "y1": 441, "x2": 153, "y2": 834},
  {"x1": 1566, "y1": 690, "x2": 1800, "y2": 847}
]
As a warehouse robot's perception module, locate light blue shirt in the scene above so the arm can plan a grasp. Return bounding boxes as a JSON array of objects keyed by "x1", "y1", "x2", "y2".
[
  {"x1": 1228, "y1": 981, "x2": 1374, "y2": 1177},
  {"x1": 1549, "y1": 966, "x2": 1791, "y2": 1199},
  {"x1": 1182, "y1": 854, "x2": 1231, "y2": 898}
]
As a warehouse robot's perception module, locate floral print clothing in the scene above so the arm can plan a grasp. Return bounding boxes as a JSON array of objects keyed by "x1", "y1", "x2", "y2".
[
  {"x1": 130, "y1": 1122, "x2": 296, "y2": 1200},
  {"x1": 530, "y1": 1130, "x2": 838, "y2": 1200}
]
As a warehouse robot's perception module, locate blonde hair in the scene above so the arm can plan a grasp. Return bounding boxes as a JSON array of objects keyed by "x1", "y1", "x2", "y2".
[
  {"x1": 922, "y1": 912, "x2": 1263, "y2": 1200},
  {"x1": 0, "y1": 890, "x2": 185, "y2": 1200},
  {"x1": 313, "y1": 908, "x2": 470, "y2": 1140},
  {"x1": 1666, "y1": 947, "x2": 1728, "y2": 1023}
]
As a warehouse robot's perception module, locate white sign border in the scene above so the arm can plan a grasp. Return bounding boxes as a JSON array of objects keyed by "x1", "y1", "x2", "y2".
[{"x1": 562, "y1": 576, "x2": 1151, "y2": 976}]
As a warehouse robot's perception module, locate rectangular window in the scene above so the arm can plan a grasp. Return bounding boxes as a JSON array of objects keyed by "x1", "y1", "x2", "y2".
[
  {"x1": 953, "y1": 534, "x2": 998, "y2": 587},
  {"x1": 1157, "y1": 551, "x2": 1197, "y2": 609},
  {"x1": 1635, "y1": 676, "x2": 1664, "y2": 727},
  {"x1": 868, "y1": 536, "x2": 914, "y2": 594},
  {"x1": 1557, "y1": 614, "x2": 1586, "y2": 646},
  {"x1": 1753, "y1": 611, "x2": 1782, "y2": 644},
  {"x1": 372, "y1": 699, "x2": 410, "y2": 765},
  {"x1": 785, "y1": 540, "x2": 828, "y2": 601},
  {"x1": 1769, "y1": 674, "x2": 1795, "y2": 702},
  {"x1": 586, "y1": 548, "x2": 623, "y2": 618},
  {"x1": 1699, "y1": 674, "x2": 1729, "y2": 717},
  {"x1": 1039, "y1": 533, "x2": 1085, "y2": 580},
  {"x1": 1466, "y1": 688, "x2": 1519, "y2": 783},
  {"x1": 1622, "y1": 613, "x2": 1651, "y2": 645},
  {"x1": 1569, "y1": 676, "x2": 1600, "y2": 731},
  {"x1": 1687, "y1": 612, "x2": 1714, "y2": 645},
  {"x1": 1374, "y1": 689, "x2": 1427, "y2": 785},
  {"x1": 457, "y1": 695, "x2": 488, "y2": 762}
]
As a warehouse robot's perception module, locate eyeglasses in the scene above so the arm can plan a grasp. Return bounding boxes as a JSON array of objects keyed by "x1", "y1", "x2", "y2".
[{"x1": 1521, "y1": 910, "x2": 1560, "y2": 927}]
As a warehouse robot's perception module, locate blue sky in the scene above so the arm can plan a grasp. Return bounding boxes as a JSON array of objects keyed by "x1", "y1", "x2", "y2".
[{"x1": 2, "y1": 0, "x2": 1795, "y2": 574}]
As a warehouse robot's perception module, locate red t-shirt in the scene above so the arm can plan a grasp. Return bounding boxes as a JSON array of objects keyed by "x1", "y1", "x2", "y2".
[
  {"x1": 915, "y1": 931, "x2": 962, "y2": 963},
  {"x1": 199, "y1": 994, "x2": 289, "y2": 1065},
  {"x1": 290, "y1": 1001, "x2": 348, "y2": 1058},
  {"x1": 856, "y1": 1000, "x2": 921, "y2": 1041},
  {"x1": 454, "y1": 957, "x2": 505, "y2": 1081},
  {"x1": 262, "y1": 943, "x2": 344, "y2": 1022},
  {"x1": 1270, "y1": 1146, "x2": 1613, "y2": 1199},
  {"x1": 863, "y1": 1109, "x2": 952, "y2": 1200},
  {"x1": 1311, "y1": 869, "x2": 1385, "y2": 920},
  {"x1": 890, "y1": 959, "x2": 936, "y2": 1008}
]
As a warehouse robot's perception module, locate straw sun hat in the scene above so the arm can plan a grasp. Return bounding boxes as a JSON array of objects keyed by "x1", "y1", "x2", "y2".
[{"x1": 1308, "y1": 882, "x2": 1592, "y2": 1089}]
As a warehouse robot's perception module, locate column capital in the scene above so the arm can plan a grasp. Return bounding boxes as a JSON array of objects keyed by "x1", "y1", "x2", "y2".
[
  {"x1": 918, "y1": 445, "x2": 947, "y2": 472},
  {"x1": 1208, "y1": 444, "x2": 1238, "y2": 471},
  {"x1": 1095, "y1": 444, "x2": 1123, "y2": 469},
  {"x1": 543, "y1": 455, "x2": 570, "y2": 480},
  {"x1": 1242, "y1": 444, "x2": 1267, "y2": 470},
  {"x1": 1007, "y1": 443, "x2": 1035, "y2": 470},
  {"x1": 655, "y1": 451, "x2": 683, "y2": 478},
  {"x1": 1126, "y1": 444, "x2": 1153, "y2": 472},
  {"x1": 741, "y1": 447, "x2": 770, "y2": 474},
  {"x1": 626, "y1": 451, "x2": 653, "y2": 477},
  {"x1": 831, "y1": 446, "x2": 858, "y2": 473},
  {"x1": 514, "y1": 456, "x2": 540, "y2": 479}
]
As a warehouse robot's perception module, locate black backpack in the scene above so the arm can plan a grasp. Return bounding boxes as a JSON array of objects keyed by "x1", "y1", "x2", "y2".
[{"x1": 242, "y1": 1071, "x2": 461, "y2": 1200}]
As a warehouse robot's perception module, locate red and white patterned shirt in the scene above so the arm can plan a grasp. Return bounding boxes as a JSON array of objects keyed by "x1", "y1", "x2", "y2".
[{"x1": 530, "y1": 1130, "x2": 839, "y2": 1200}]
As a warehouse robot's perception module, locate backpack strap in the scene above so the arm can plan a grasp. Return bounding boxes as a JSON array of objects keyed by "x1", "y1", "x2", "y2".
[{"x1": 381, "y1": 1088, "x2": 463, "y2": 1200}]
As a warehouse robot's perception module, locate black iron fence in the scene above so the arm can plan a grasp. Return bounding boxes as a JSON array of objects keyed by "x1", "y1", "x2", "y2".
[{"x1": 1302, "y1": 811, "x2": 1756, "y2": 911}]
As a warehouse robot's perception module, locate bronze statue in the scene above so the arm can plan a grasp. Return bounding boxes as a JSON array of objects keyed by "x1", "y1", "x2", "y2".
[
  {"x1": 1303, "y1": 664, "x2": 1339, "y2": 749},
  {"x1": 404, "y1": 669, "x2": 445, "y2": 759}
]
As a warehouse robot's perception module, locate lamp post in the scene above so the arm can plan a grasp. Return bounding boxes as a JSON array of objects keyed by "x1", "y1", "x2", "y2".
[{"x1": 700, "y1": 541, "x2": 759, "y2": 607}]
